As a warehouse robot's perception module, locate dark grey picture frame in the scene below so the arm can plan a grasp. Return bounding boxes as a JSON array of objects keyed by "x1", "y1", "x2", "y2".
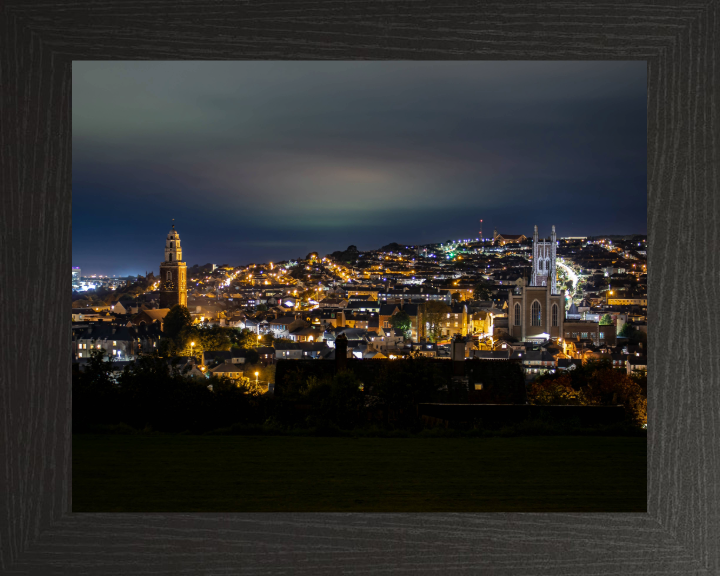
[{"x1": 1, "y1": 2, "x2": 717, "y2": 574}]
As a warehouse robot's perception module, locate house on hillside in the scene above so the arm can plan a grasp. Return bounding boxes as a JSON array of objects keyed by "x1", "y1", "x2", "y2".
[
  {"x1": 627, "y1": 354, "x2": 647, "y2": 375},
  {"x1": 209, "y1": 362, "x2": 245, "y2": 380},
  {"x1": 130, "y1": 308, "x2": 171, "y2": 331},
  {"x1": 267, "y1": 316, "x2": 308, "y2": 338},
  {"x1": 75, "y1": 324, "x2": 136, "y2": 360}
]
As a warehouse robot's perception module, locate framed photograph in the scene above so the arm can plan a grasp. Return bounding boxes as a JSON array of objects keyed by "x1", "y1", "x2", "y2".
[{"x1": 3, "y1": 2, "x2": 717, "y2": 574}]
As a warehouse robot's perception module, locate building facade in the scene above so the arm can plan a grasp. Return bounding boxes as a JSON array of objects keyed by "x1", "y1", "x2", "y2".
[
  {"x1": 507, "y1": 225, "x2": 564, "y2": 342},
  {"x1": 159, "y1": 224, "x2": 188, "y2": 309},
  {"x1": 563, "y1": 320, "x2": 616, "y2": 347},
  {"x1": 507, "y1": 282, "x2": 565, "y2": 342},
  {"x1": 531, "y1": 224, "x2": 558, "y2": 292},
  {"x1": 493, "y1": 230, "x2": 527, "y2": 246}
]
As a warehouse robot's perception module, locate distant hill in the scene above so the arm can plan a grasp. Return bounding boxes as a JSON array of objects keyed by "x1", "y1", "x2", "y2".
[{"x1": 587, "y1": 234, "x2": 647, "y2": 242}]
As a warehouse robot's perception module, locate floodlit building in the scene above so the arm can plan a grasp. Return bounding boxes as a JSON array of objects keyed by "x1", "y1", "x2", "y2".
[
  {"x1": 506, "y1": 225, "x2": 565, "y2": 342},
  {"x1": 159, "y1": 223, "x2": 188, "y2": 309}
]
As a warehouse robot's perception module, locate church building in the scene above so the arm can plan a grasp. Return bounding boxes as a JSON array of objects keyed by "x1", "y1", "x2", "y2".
[
  {"x1": 507, "y1": 225, "x2": 565, "y2": 342},
  {"x1": 493, "y1": 228, "x2": 527, "y2": 246},
  {"x1": 159, "y1": 224, "x2": 187, "y2": 309}
]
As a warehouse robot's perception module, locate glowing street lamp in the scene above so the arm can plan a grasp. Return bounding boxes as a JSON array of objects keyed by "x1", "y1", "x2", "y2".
[{"x1": 255, "y1": 371, "x2": 259, "y2": 386}]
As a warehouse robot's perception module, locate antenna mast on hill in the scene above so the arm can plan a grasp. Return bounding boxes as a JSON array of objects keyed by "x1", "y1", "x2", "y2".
[{"x1": 479, "y1": 219, "x2": 483, "y2": 240}]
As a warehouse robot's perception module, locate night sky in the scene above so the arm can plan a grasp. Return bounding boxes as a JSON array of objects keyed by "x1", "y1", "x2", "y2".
[{"x1": 73, "y1": 61, "x2": 646, "y2": 276}]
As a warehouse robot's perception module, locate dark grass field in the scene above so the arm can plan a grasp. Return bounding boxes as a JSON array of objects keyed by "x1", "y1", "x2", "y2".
[{"x1": 73, "y1": 434, "x2": 646, "y2": 512}]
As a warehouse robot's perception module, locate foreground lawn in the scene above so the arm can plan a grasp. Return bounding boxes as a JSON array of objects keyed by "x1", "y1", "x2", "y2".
[{"x1": 73, "y1": 434, "x2": 646, "y2": 512}]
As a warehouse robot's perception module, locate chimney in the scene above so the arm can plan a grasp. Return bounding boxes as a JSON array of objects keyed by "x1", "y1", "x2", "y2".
[
  {"x1": 452, "y1": 334, "x2": 465, "y2": 378},
  {"x1": 335, "y1": 333, "x2": 348, "y2": 373}
]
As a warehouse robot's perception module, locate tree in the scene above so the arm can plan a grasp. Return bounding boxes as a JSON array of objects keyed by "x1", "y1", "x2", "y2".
[
  {"x1": 256, "y1": 304, "x2": 268, "y2": 312},
  {"x1": 451, "y1": 291, "x2": 461, "y2": 303},
  {"x1": 231, "y1": 328, "x2": 259, "y2": 349},
  {"x1": 528, "y1": 374, "x2": 584, "y2": 405},
  {"x1": 619, "y1": 323, "x2": 647, "y2": 346},
  {"x1": 191, "y1": 325, "x2": 233, "y2": 353},
  {"x1": 473, "y1": 279, "x2": 493, "y2": 301},
  {"x1": 331, "y1": 245, "x2": 360, "y2": 264},
  {"x1": 73, "y1": 348, "x2": 118, "y2": 429},
  {"x1": 157, "y1": 337, "x2": 181, "y2": 357},
  {"x1": 388, "y1": 310, "x2": 411, "y2": 338},
  {"x1": 163, "y1": 305, "x2": 192, "y2": 340},
  {"x1": 301, "y1": 371, "x2": 365, "y2": 429},
  {"x1": 372, "y1": 357, "x2": 447, "y2": 427},
  {"x1": 618, "y1": 323, "x2": 647, "y2": 346},
  {"x1": 583, "y1": 366, "x2": 647, "y2": 427},
  {"x1": 239, "y1": 348, "x2": 261, "y2": 365},
  {"x1": 528, "y1": 360, "x2": 646, "y2": 427},
  {"x1": 618, "y1": 322, "x2": 634, "y2": 338},
  {"x1": 599, "y1": 313, "x2": 613, "y2": 326},
  {"x1": 421, "y1": 301, "x2": 451, "y2": 342}
]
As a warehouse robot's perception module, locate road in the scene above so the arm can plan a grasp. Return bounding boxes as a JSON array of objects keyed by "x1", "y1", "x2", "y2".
[{"x1": 556, "y1": 260, "x2": 581, "y2": 305}]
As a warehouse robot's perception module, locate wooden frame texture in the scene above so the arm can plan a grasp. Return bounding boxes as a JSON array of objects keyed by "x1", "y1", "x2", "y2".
[{"x1": 1, "y1": 1, "x2": 718, "y2": 574}]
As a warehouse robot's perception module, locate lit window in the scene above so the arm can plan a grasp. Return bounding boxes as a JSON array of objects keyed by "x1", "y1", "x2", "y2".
[
  {"x1": 113, "y1": 340, "x2": 116, "y2": 346},
  {"x1": 531, "y1": 301, "x2": 541, "y2": 326},
  {"x1": 581, "y1": 332, "x2": 588, "y2": 339},
  {"x1": 78, "y1": 352, "x2": 82, "y2": 358}
]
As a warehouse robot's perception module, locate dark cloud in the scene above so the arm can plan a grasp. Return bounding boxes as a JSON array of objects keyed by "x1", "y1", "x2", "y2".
[{"x1": 73, "y1": 61, "x2": 646, "y2": 275}]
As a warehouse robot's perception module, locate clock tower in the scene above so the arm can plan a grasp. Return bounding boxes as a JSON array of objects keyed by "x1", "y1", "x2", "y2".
[{"x1": 159, "y1": 223, "x2": 187, "y2": 309}]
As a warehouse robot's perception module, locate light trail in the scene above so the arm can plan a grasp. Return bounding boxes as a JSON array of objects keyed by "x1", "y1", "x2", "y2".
[{"x1": 556, "y1": 260, "x2": 581, "y2": 305}]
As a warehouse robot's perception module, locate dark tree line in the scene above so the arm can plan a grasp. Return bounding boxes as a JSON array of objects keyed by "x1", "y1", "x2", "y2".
[
  {"x1": 73, "y1": 349, "x2": 271, "y2": 433},
  {"x1": 527, "y1": 360, "x2": 646, "y2": 427}
]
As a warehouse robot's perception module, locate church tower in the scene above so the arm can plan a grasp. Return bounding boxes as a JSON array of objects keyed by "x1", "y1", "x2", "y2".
[
  {"x1": 159, "y1": 223, "x2": 187, "y2": 309},
  {"x1": 507, "y1": 224, "x2": 564, "y2": 343},
  {"x1": 530, "y1": 224, "x2": 558, "y2": 295}
]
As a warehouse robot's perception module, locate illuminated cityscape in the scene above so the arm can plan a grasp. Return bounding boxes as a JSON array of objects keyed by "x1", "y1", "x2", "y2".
[
  {"x1": 72, "y1": 61, "x2": 647, "y2": 513},
  {"x1": 72, "y1": 222, "x2": 647, "y2": 379}
]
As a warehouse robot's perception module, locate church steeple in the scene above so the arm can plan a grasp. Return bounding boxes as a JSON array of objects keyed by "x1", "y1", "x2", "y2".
[
  {"x1": 159, "y1": 222, "x2": 187, "y2": 309},
  {"x1": 530, "y1": 224, "x2": 558, "y2": 294},
  {"x1": 165, "y1": 225, "x2": 182, "y2": 263}
]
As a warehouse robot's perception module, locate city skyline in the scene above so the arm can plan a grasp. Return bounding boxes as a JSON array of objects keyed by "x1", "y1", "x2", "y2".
[{"x1": 73, "y1": 61, "x2": 647, "y2": 276}]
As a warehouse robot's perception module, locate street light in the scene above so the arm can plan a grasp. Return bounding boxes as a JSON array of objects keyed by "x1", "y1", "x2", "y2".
[{"x1": 255, "y1": 371, "x2": 259, "y2": 387}]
